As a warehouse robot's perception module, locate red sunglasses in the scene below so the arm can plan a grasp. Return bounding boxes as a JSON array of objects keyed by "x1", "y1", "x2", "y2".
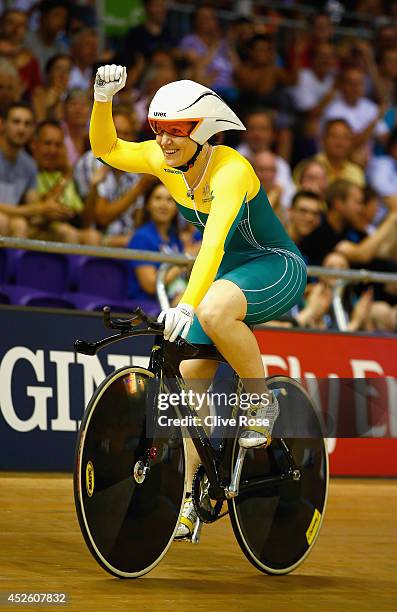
[{"x1": 149, "y1": 119, "x2": 200, "y2": 138}]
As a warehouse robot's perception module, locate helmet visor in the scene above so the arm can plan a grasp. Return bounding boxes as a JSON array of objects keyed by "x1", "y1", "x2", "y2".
[{"x1": 149, "y1": 119, "x2": 200, "y2": 138}]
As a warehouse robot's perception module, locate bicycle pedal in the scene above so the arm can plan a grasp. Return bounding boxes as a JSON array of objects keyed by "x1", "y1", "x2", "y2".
[{"x1": 174, "y1": 519, "x2": 203, "y2": 544}]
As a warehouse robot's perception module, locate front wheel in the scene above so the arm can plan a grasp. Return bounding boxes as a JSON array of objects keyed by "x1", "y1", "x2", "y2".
[
  {"x1": 74, "y1": 366, "x2": 186, "y2": 578},
  {"x1": 228, "y1": 375, "x2": 329, "y2": 574}
]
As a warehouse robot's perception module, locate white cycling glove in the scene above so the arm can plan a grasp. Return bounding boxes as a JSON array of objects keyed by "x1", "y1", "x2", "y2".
[
  {"x1": 94, "y1": 64, "x2": 127, "y2": 102},
  {"x1": 157, "y1": 303, "x2": 195, "y2": 343}
]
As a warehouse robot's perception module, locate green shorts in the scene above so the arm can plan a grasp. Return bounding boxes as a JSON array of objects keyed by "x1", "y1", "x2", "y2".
[{"x1": 186, "y1": 249, "x2": 307, "y2": 345}]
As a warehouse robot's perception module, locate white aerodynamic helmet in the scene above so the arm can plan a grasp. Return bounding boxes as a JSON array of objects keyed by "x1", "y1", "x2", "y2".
[{"x1": 148, "y1": 79, "x2": 245, "y2": 145}]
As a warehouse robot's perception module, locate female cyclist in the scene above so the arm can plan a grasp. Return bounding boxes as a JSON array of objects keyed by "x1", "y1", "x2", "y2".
[{"x1": 90, "y1": 65, "x2": 307, "y2": 540}]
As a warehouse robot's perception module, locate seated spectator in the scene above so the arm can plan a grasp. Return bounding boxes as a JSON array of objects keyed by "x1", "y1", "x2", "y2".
[
  {"x1": 178, "y1": 4, "x2": 237, "y2": 101},
  {"x1": 0, "y1": 58, "x2": 22, "y2": 115},
  {"x1": 68, "y1": 28, "x2": 98, "y2": 91},
  {"x1": 62, "y1": 89, "x2": 90, "y2": 165},
  {"x1": 288, "y1": 42, "x2": 336, "y2": 115},
  {"x1": 25, "y1": 0, "x2": 69, "y2": 74},
  {"x1": 134, "y1": 59, "x2": 179, "y2": 135},
  {"x1": 367, "y1": 301, "x2": 397, "y2": 332},
  {"x1": 227, "y1": 16, "x2": 255, "y2": 61},
  {"x1": 235, "y1": 33, "x2": 301, "y2": 117},
  {"x1": 294, "y1": 119, "x2": 365, "y2": 188},
  {"x1": 371, "y1": 46, "x2": 397, "y2": 109},
  {"x1": 371, "y1": 47, "x2": 397, "y2": 154},
  {"x1": 237, "y1": 108, "x2": 295, "y2": 207},
  {"x1": 297, "y1": 159, "x2": 329, "y2": 199},
  {"x1": 294, "y1": 251, "x2": 374, "y2": 332},
  {"x1": 30, "y1": 119, "x2": 100, "y2": 244},
  {"x1": 252, "y1": 150, "x2": 283, "y2": 219},
  {"x1": 321, "y1": 66, "x2": 389, "y2": 154},
  {"x1": 288, "y1": 12, "x2": 334, "y2": 69},
  {"x1": 0, "y1": 8, "x2": 41, "y2": 97},
  {"x1": 127, "y1": 182, "x2": 187, "y2": 305},
  {"x1": 374, "y1": 22, "x2": 397, "y2": 56},
  {"x1": 115, "y1": 0, "x2": 176, "y2": 69},
  {"x1": 75, "y1": 111, "x2": 154, "y2": 247},
  {"x1": 287, "y1": 190, "x2": 323, "y2": 247},
  {"x1": 359, "y1": 186, "x2": 397, "y2": 259},
  {"x1": 32, "y1": 54, "x2": 72, "y2": 122},
  {"x1": 0, "y1": 101, "x2": 38, "y2": 236},
  {"x1": 300, "y1": 179, "x2": 397, "y2": 266},
  {"x1": 367, "y1": 127, "x2": 397, "y2": 212}
]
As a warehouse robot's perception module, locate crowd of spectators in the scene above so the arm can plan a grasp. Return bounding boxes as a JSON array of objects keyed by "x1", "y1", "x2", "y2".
[{"x1": 0, "y1": 0, "x2": 397, "y2": 332}]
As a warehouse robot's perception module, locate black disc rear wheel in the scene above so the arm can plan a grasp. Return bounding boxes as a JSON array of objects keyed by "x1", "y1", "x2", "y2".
[
  {"x1": 74, "y1": 367, "x2": 185, "y2": 578},
  {"x1": 228, "y1": 375, "x2": 329, "y2": 574}
]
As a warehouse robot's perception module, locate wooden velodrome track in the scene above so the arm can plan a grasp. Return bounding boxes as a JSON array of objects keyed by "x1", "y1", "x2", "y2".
[{"x1": 0, "y1": 475, "x2": 396, "y2": 612}]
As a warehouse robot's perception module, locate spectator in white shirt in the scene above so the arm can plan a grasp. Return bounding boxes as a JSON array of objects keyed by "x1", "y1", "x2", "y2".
[
  {"x1": 322, "y1": 67, "x2": 389, "y2": 153},
  {"x1": 288, "y1": 43, "x2": 336, "y2": 114},
  {"x1": 68, "y1": 28, "x2": 98, "y2": 91},
  {"x1": 237, "y1": 109, "x2": 295, "y2": 208}
]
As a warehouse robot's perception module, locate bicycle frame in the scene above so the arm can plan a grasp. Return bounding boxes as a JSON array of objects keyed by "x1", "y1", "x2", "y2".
[{"x1": 75, "y1": 307, "x2": 300, "y2": 504}]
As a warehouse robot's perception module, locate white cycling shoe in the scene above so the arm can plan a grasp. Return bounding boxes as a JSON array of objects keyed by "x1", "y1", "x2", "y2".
[
  {"x1": 174, "y1": 495, "x2": 198, "y2": 540},
  {"x1": 239, "y1": 393, "x2": 280, "y2": 449}
]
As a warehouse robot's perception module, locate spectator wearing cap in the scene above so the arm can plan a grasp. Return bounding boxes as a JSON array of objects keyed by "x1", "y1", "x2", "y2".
[
  {"x1": 0, "y1": 8, "x2": 41, "y2": 97},
  {"x1": 294, "y1": 119, "x2": 365, "y2": 189},
  {"x1": 68, "y1": 28, "x2": 98, "y2": 91},
  {"x1": 25, "y1": 0, "x2": 69, "y2": 74}
]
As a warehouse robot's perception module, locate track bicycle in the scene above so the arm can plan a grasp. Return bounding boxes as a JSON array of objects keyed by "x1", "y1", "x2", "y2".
[{"x1": 74, "y1": 307, "x2": 329, "y2": 578}]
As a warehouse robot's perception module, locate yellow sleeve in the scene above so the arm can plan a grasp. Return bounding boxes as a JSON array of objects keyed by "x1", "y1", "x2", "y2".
[
  {"x1": 89, "y1": 101, "x2": 161, "y2": 175},
  {"x1": 180, "y1": 162, "x2": 253, "y2": 308}
]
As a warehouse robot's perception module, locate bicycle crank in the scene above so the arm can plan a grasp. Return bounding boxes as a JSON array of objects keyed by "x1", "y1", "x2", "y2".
[{"x1": 192, "y1": 465, "x2": 224, "y2": 523}]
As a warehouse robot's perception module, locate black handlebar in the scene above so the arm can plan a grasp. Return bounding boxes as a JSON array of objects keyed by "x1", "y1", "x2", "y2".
[
  {"x1": 102, "y1": 306, "x2": 164, "y2": 332},
  {"x1": 74, "y1": 306, "x2": 164, "y2": 356},
  {"x1": 74, "y1": 306, "x2": 219, "y2": 362}
]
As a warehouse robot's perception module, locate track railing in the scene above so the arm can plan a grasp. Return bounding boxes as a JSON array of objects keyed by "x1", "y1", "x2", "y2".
[{"x1": 1, "y1": 236, "x2": 397, "y2": 331}]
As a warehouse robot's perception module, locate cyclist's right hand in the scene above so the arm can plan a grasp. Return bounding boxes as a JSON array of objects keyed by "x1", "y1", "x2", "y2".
[{"x1": 94, "y1": 65, "x2": 127, "y2": 102}]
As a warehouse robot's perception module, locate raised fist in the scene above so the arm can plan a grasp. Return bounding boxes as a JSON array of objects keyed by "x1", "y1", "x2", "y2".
[{"x1": 94, "y1": 65, "x2": 127, "y2": 103}]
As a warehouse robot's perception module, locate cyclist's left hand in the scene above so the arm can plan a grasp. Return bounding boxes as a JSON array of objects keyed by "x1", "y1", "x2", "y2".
[{"x1": 157, "y1": 303, "x2": 194, "y2": 342}]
